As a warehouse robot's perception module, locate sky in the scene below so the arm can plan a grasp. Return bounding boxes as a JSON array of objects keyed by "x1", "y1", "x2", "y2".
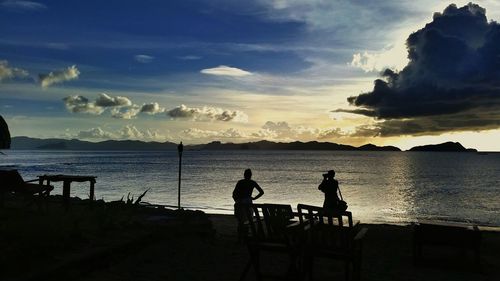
[{"x1": 1, "y1": 0, "x2": 500, "y2": 151}]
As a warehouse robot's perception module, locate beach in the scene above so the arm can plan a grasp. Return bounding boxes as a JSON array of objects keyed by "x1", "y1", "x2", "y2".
[
  {"x1": 75, "y1": 214, "x2": 500, "y2": 281},
  {"x1": 1, "y1": 196, "x2": 500, "y2": 281},
  {"x1": 79, "y1": 216, "x2": 500, "y2": 281}
]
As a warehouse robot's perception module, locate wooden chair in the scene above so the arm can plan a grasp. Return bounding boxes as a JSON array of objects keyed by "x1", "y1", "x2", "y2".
[
  {"x1": 297, "y1": 204, "x2": 367, "y2": 281},
  {"x1": 0, "y1": 169, "x2": 53, "y2": 208},
  {"x1": 240, "y1": 203, "x2": 303, "y2": 281}
]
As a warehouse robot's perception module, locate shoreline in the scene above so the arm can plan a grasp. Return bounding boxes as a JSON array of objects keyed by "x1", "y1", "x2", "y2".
[
  {"x1": 200, "y1": 211, "x2": 500, "y2": 231},
  {"x1": 206, "y1": 213, "x2": 500, "y2": 232}
]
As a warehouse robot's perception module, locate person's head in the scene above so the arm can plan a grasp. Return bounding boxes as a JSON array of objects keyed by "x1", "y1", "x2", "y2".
[
  {"x1": 323, "y1": 170, "x2": 335, "y2": 179},
  {"x1": 244, "y1": 169, "x2": 252, "y2": 180}
]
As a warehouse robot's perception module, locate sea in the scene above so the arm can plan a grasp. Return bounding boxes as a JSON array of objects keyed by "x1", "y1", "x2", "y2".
[{"x1": 1, "y1": 150, "x2": 499, "y2": 226}]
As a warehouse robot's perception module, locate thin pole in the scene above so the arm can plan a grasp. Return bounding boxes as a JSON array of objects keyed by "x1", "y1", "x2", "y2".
[{"x1": 177, "y1": 142, "x2": 183, "y2": 209}]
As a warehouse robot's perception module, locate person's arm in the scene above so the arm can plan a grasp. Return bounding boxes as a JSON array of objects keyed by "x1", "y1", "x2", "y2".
[
  {"x1": 334, "y1": 179, "x2": 341, "y2": 199},
  {"x1": 232, "y1": 182, "x2": 240, "y2": 201},
  {"x1": 252, "y1": 182, "x2": 264, "y2": 201},
  {"x1": 318, "y1": 178, "x2": 327, "y2": 191}
]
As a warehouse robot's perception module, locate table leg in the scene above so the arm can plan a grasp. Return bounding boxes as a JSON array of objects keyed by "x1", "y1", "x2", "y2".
[
  {"x1": 90, "y1": 181, "x2": 95, "y2": 200},
  {"x1": 63, "y1": 181, "x2": 71, "y2": 210}
]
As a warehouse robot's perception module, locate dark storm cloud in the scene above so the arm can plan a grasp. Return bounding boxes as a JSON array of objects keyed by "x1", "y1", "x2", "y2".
[{"x1": 339, "y1": 3, "x2": 500, "y2": 136}]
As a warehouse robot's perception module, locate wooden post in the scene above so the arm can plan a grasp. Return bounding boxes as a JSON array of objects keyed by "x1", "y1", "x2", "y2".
[
  {"x1": 177, "y1": 142, "x2": 183, "y2": 210},
  {"x1": 90, "y1": 180, "x2": 95, "y2": 200},
  {"x1": 63, "y1": 180, "x2": 70, "y2": 210}
]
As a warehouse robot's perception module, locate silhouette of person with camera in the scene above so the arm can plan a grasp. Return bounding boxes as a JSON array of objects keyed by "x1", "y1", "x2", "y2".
[{"x1": 319, "y1": 169, "x2": 347, "y2": 212}]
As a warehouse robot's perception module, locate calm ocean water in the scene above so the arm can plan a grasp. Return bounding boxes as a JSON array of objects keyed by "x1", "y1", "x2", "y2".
[{"x1": 1, "y1": 150, "x2": 499, "y2": 226}]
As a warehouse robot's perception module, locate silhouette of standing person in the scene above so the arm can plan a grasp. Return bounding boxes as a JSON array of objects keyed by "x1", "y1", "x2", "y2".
[
  {"x1": 233, "y1": 169, "x2": 264, "y2": 241},
  {"x1": 318, "y1": 170, "x2": 341, "y2": 212}
]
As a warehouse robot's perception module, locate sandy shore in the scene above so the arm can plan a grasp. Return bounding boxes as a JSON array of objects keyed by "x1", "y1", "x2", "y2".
[
  {"x1": 2, "y1": 201, "x2": 499, "y2": 281},
  {"x1": 64, "y1": 213, "x2": 500, "y2": 281}
]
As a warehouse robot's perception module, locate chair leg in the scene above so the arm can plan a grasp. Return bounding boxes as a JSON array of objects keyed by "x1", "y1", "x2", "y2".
[
  {"x1": 239, "y1": 259, "x2": 253, "y2": 281},
  {"x1": 345, "y1": 261, "x2": 350, "y2": 281},
  {"x1": 248, "y1": 246, "x2": 262, "y2": 281},
  {"x1": 304, "y1": 256, "x2": 314, "y2": 281},
  {"x1": 286, "y1": 252, "x2": 301, "y2": 281},
  {"x1": 353, "y1": 258, "x2": 361, "y2": 281}
]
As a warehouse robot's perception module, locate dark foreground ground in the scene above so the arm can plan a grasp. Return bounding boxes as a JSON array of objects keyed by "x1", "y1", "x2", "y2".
[{"x1": 1, "y1": 199, "x2": 499, "y2": 281}]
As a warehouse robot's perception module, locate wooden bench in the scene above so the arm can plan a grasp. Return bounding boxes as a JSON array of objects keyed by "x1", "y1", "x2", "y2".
[
  {"x1": 0, "y1": 169, "x2": 54, "y2": 208},
  {"x1": 413, "y1": 220, "x2": 482, "y2": 266}
]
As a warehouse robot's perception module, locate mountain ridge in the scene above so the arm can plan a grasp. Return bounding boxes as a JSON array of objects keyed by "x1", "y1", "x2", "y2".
[{"x1": 8, "y1": 136, "x2": 479, "y2": 152}]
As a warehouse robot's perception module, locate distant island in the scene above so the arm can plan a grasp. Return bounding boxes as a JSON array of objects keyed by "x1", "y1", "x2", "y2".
[
  {"x1": 9, "y1": 136, "x2": 479, "y2": 152},
  {"x1": 408, "y1": 141, "x2": 478, "y2": 152}
]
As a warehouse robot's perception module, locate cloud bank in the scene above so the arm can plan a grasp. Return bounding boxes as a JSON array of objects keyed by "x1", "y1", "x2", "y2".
[
  {"x1": 63, "y1": 95, "x2": 244, "y2": 123},
  {"x1": 77, "y1": 125, "x2": 166, "y2": 141},
  {"x1": 252, "y1": 121, "x2": 347, "y2": 141},
  {"x1": 63, "y1": 93, "x2": 135, "y2": 117},
  {"x1": 180, "y1": 128, "x2": 244, "y2": 140},
  {"x1": 63, "y1": 95, "x2": 104, "y2": 115},
  {"x1": 167, "y1": 104, "x2": 248, "y2": 123},
  {"x1": 339, "y1": 3, "x2": 500, "y2": 136},
  {"x1": 39, "y1": 65, "x2": 80, "y2": 88}
]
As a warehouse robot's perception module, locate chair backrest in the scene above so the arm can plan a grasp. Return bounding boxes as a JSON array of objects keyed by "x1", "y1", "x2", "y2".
[
  {"x1": 298, "y1": 203, "x2": 353, "y2": 227},
  {"x1": 0, "y1": 169, "x2": 25, "y2": 191},
  {"x1": 264, "y1": 203, "x2": 294, "y2": 241},
  {"x1": 297, "y1": 204, "x2": 355, "y2": 251},
  {"x1": 244, "y1": 203, "x2": 294, "y2": 243}
]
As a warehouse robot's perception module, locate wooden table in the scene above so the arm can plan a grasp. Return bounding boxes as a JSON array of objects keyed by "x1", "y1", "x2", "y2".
[
  {"x1": 413, "y1": 220, "x2": 482, "y2": 266},
  {"x1": 38, "y1": 174, "x2": 97, "y2": 208}
]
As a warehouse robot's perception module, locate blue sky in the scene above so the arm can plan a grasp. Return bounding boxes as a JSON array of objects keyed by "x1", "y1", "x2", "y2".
[{"x1": 1, "y1": 0, "x2": 500, "y2": 150}]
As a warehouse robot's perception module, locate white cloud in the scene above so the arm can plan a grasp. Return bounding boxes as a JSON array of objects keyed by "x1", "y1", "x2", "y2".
[
  {"x1": 350, "y1": 41, "x2": 409, "y2": 72},
  {"x1": 318, "y1": 128, "x2": 347, "y2": 139},
  {"x1": 134, "y1": 54, "x2": 154, "y2": 63},
  {"x1": 110, "y1": 105, "x2": 140, "y2": 119},
  {"x1": 122, "y1": 125, "x2": 166, "y2": 141},
  {"x1": 64, "y1": 94, "x2": 165, "y2": 120},
  {"x1": 1, "y1": 0, "x2": 47, "y2": 11},
  {"x1": 39, "y1": 65, "x2": 80, "y2": 88},
  {"x1": 63, "y1": 93, "x2": 135, "y2": 117},
  {"x1": 95, "y1": 93, "x2": 132, "y2": 107},
  {"x1": 119, "y1": 124, "x2": 146, "y2": 139},
  {"x1": 252, "y1": 121, "x2": 347, "y2": 141},
  {"x1": 180, "y1": 128, "x2": 245, "y2": 140},
  {"x1": 77, "y1": 127, "x2": 115, "y2": 139},
  {"x1": 0, "y1": 60, "x2": 28, "y2": 82},
  {"x1": 140, "y1": 102, "x2": 165, "y2": 114},
  {"x1": 76, "y1": 125, "x2": 167, "y2": 141},
  {"x1": 62, "y1": 95, "x2": 104, "y2": 115},
  {"x1": 200, "y1": 65, "x2": 253, "y2": 77},
  {"x1": 167, "y1": 104, "x2": 248, "y2": 123}
]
